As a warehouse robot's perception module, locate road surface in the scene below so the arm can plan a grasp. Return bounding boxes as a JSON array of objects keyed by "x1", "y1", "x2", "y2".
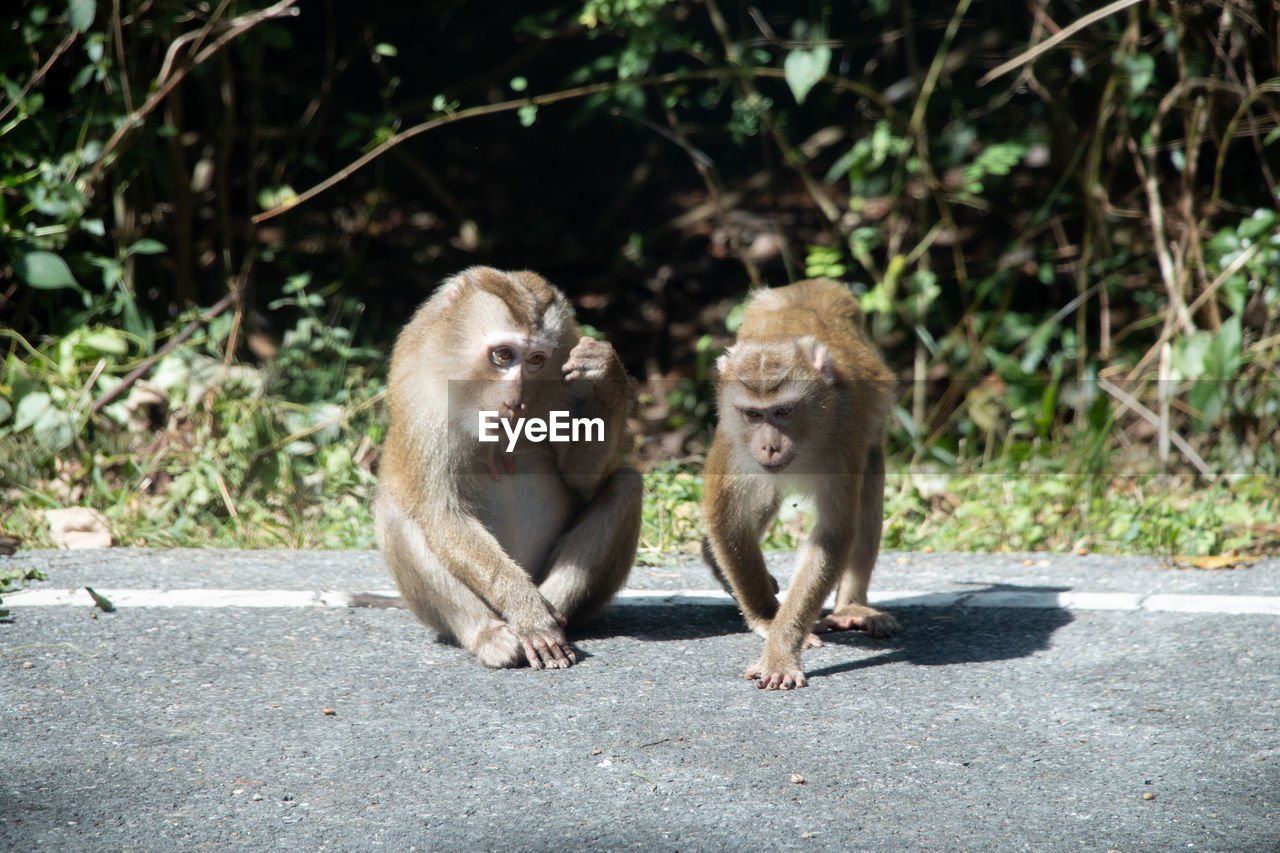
[{"x1": 2, "y1": 549, "x2": 1278, "y2": 851}]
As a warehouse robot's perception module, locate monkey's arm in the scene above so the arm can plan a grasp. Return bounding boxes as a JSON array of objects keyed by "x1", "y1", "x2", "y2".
[
  {"x1": 751, "y1": 503, "x2": 856, "y2": 689},
  {"x1": 702, "y1": 444, "x2": 783, "y2": 633},
  {"x1": 421, "y1": 501, "x2": 562, "y2": 623},
  {"x1": 558, "y1": 336, "x2": 631, "y2": 496}
]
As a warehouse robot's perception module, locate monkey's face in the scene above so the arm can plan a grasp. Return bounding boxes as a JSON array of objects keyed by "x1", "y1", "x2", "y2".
[
  {"x1": 481, "y1": 337, "x2": 557, "y2": 419},
  {"x1": 717, "y1": 339, "x2": 833, "y2": 474},
  {"x1": 735, "y1": 400, "x2": 800, "y2": 471}
]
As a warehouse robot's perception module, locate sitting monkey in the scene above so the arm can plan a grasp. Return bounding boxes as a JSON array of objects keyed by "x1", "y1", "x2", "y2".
[{"x1": 375, "y1": 267, "x2": 641, "y2": 669}]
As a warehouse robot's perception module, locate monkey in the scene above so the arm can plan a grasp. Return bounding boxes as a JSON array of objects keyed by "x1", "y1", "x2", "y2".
[
  {"x1": 702, "y1": 278, "x2": 898, "y2": 690},
  {"x1": 374, "y1": 266, "x2": 642, "y2": 670}
]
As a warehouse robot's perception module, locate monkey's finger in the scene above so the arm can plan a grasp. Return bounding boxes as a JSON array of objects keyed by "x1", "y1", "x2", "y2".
[
  {"x1": 802, "y1": 632, "x2": 823, "y2": 649},
  {"x1": 546, "y1": 640, "x2": 575, "y2": 669},
  {"x1": 520, "y1": 638, "x2": 545, "y2": 670},
  {"x1": 529, "y1": 634, "x2": 563, "y2": 670}
]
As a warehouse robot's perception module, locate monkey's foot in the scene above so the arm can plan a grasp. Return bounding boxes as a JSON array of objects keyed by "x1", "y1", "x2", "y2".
[
  {"x1": 813, "y1": 604, "x2": 900, "y2": 638},
  {"x1": 745, "y1": 656, "x2": 808, "y2": 690},
  {"x1": 471, "y1": 621, "x2": 524, "y2": 669}
]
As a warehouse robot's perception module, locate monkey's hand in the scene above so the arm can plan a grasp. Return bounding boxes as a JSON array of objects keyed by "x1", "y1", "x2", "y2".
[
  {"x1": 745, "y1": 651, "x2": 808, "y2": 690},
  {"x1": 507, "y1": 596, "x2": 576, "y2": 670},
  {"x1": 562, "y1": 336, "x2": 624, "y2": 389}
]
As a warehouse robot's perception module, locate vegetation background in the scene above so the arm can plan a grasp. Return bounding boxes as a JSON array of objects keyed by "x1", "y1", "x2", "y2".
[{"x1": 2, "y1": 0, "x2": 1278, "y2": 582}]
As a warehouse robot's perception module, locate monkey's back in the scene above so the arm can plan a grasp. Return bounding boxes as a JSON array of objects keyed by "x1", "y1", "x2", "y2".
[{"x1": 737, "y1": 279, "x2": 866, "y2": 342}]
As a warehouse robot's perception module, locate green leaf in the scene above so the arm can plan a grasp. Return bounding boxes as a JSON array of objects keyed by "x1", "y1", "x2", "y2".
[
  {"x1": 510, "y1": 76, "x2": 528, "y2": 92},
  {"x1": 15, "y1": 251, "x2": 79, "y2": 290},
  {"x1": 127, "y1": 238, "x2": 166, "y2": 255},
  {"x1": 1123, "y1": 53, "x2": 1155, "y2": 97},
  {"x1": 373, "y1": 43, "x2": 398, "y2": 57},
  {"x1": 783, "y1": 45, "x2": 830, "y2": 105},
  {"x1": 1237, "y1": 208, "x2": 1279, "y2": 240},
  {"x1": 1204, "y1": 315, "x2": 1242, "y2": 381},
  {"x1": 517, "y1": 104, "x2": 538, "y2": 127},
  {"x1": 85, "y1": 586, "x2": 116, "y2": 612},
  {"x1": 13, "y1": 392, "x2": 52, "y2": 432},
  {"x1": 0, "y1": 397, "x2": 11, "y2": 425},
  {"x1": 1171, "y1": 330, "x2": 1210, "y2": 378},
  {"x1": 67, "y1": 0, "x2": 96, "y2": 32},
  {"x1": 79, "y1": 328, "x2": 128, "y2": 357}
]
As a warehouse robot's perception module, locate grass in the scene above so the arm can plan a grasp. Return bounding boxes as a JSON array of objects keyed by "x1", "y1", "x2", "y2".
[
  {"x1": 2, "y1": 318, "x2": 1277, "y2": 559},
  {"x1": 6, "y1": 429, "x2": 1275, "y2": 559}
]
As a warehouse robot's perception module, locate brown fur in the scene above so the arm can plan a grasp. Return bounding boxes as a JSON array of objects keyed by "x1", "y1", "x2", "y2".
[
  {"x1": 703, "y1": 279, "x2": 897, "y2": 689},
  {"x1": 375, "y1": 267, "x2": 641, "y2": 669}
]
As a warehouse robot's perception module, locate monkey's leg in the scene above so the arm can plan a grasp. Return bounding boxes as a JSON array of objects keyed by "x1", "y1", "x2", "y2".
[
  {"x1": 539, "y1": 467, "x2": 643, "y2": 623},
  {"x1": 375, "y1": 487, "x2": 525, "y2": 669},
  {"x1": 816, "y1": 446, "x2": 899, "y2": 638}
]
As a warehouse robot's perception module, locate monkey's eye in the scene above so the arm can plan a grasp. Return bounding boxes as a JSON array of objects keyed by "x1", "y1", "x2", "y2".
[
  {"x1": 526, "y1": 351, "x2": 547, "y2": 368},
  {"x1": 772, "y1": 405, "x2": 794, "y2": 419},
  {"x1": 490, "y1": 346, "x2": 516, "y2": 367},
  {"x1": 741, "y1": 408, "x2": 764, "y2": 423}
]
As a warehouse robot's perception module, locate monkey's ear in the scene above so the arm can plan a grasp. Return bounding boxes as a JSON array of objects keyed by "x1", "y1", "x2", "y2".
[
  {"x1": 796, "y1": 336, "x2": 835, "y2": 384},
  {"x1": 715, "y1": 347, "x2": 734, "y2": 377}
]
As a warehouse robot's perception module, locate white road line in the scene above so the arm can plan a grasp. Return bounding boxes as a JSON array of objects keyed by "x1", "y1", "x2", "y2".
[{"x1": 5, "y1": 587, "x2": 1280, "y2": 616}]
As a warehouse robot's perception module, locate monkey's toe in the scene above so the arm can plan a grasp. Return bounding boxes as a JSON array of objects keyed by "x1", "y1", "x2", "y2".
[{"x1": 814, "y1": 606, "x2": 899, "y2": 638}]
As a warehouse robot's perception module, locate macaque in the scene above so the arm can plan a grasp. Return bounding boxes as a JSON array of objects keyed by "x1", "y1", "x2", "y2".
[
  {"x1": 703, "y1": 278, "x2": 898, "y2": 689},
  {"x1": 374, "y1": 267, "x2": 641, "y2": 670}
]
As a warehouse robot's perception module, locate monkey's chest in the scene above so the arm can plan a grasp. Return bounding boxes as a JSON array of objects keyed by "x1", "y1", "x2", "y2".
[{"x1": 470, "y1": 452, "x2": 573, "y2": 573}]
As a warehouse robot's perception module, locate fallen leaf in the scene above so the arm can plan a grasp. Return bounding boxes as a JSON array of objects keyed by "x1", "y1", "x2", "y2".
[
  {"x1": 790, "y1": 774, "x2": 806, "y2": 784},
  {"x1": 85, "y1": 587, "x2": 116, "y2": 612},
  {"x1": 45, "y1": 508, "x2": 113, "y2": 549},
  {"x1": 1172, "y1": 553, "x2": 1259, "y2": 571},
  {"x1": 322, "y1": 708, "x2": 336, "y2": 716}
]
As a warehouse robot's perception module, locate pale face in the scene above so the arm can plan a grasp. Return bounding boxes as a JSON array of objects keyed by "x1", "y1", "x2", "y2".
[
  {"x1": 726, "y1": 387, "x2": 804, "y2": 471},
  {"x1": 717, "y1": 339, "x2": 830, "y2": 474}
]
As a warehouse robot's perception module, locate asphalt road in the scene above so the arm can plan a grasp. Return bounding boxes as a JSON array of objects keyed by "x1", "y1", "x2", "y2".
[{"x1": 2, "y1": 549, "x2": 1278, "y2": 852}]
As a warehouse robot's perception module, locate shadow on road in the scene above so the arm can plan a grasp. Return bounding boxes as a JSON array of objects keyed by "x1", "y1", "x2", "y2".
[
  {"x1": 581, "y1": 583, "x2": 1075, "y2": 676},
  {"x1": 807, "y1": 584, "x2": 1075, "y2": 679}
]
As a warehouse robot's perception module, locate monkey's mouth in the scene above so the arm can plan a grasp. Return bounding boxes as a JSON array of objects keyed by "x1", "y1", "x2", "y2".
[{"x1": 758, "y1": 459, "x2": 791, "y2": 472}]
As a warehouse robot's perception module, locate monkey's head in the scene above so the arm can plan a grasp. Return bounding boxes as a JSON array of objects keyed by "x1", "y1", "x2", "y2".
[
  {"x1": 423, "y1": 267, "x2": 578, "y2": 434},
  {"x1": 715, "y1": 336, "x2": 836, "y2": 473}
]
